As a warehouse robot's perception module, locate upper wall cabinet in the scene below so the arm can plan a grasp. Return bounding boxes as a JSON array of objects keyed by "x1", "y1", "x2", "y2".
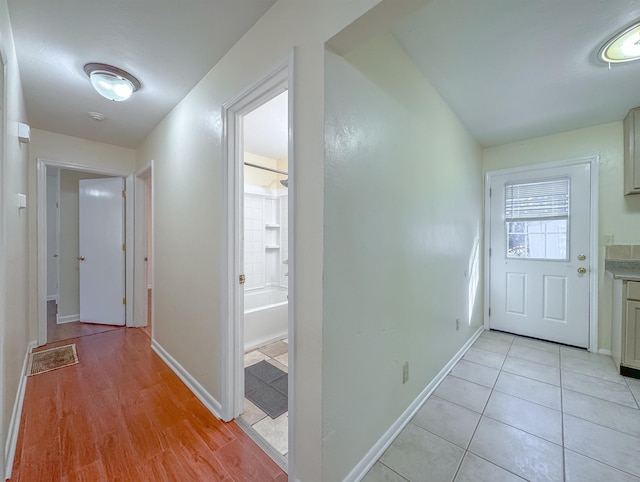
[{"x1": 624, "y1": 107, "x2": 640, "y2": 195}]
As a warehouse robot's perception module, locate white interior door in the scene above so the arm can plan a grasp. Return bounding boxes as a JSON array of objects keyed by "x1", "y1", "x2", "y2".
[
  {"x1": 488, "y1": 162, "x2": 591, "y2": 347},
  {"x1": 46, "y1": 168, "x2": 60, "y2": 301},
  {"x1": 79, "y1": 177, "x2": 125, "y2": 325}
]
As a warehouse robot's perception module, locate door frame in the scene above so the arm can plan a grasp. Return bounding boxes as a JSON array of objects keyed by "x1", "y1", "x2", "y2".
[
  {"x1": 0, "y1": 44, "x2": 7, "y2": 481},
  {"x1": 45, "y1": 167, "x2": 61, "y2": 305},
  {"x1": 134, "y1": 160, "x2": 154, "y2": 331},
  {"x1": 36, "y1": 158, "x2": 135, "y2": 346},
  {"x1": 221, "y1": 53, "x2": 295, "y2": 469},
  {"x1": 483, "y1": 156, "x2": 599, "y2": 352}
]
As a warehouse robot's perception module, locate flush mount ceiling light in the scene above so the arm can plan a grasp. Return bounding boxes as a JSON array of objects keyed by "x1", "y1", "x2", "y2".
[
  {"x1": 84, "y1": 63, "x2": 141, "y2": 101},
  {"x1": 599, "y1": 21, "x2": 640, "y2": 64}
]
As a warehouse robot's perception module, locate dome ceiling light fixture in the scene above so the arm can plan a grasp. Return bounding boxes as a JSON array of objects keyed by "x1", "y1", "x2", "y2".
[
  {"x1": 84, "y1": 63, "x2": 141, "y2": 101},
  {"x1": 599, "y1": 20, "x2": 640, "y2": 65}
]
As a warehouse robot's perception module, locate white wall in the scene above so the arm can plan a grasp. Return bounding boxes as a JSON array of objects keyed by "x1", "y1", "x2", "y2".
[
  {"x1": 323, "y1": 32, "x2": 483, "y2": 480},
  {"x1": 0, "y1": 0, "x2": 30, "y2": 474},
  {"x1": 27, "y1": 129, "x2": 135, "y2": 339},
  {"x1": 134, "y1": 0, "x2": 389, "y2": 478},
  {"x1": 483, "y1": 122, "x2": 640, "y2": 351},
  {"x1": 244, "y1": 152, "x2": 285, "y2": 189}
]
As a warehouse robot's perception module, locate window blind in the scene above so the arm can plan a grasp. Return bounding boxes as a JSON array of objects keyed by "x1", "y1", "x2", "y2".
[{"x1": 505, "y1": 178, "x2": 569, "y2": 220}]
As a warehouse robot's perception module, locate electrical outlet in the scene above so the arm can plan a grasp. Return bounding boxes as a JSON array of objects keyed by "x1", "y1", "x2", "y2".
[
  {"x1": 402, "y1": 362, "x2": 409, "y2": 384},
  {"x1": 456, "y1": 318, "x2": 460, "y2": 331}
]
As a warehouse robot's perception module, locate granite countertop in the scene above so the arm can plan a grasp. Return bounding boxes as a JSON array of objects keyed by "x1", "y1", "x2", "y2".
[{"x1": 605, "y1": 260, "x2": 640, "y2": 281}]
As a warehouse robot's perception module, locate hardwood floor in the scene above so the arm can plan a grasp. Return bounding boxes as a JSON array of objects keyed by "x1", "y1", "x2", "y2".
[
  {"x1": 140, "y1": 287, "x2": 152, "y2": 339},
  {"x1": 10, "y1": 328, "x2": 287, "y2": 481},
  {"x1": 47, "y1": 301, "x2": 121, "y2": 344}
]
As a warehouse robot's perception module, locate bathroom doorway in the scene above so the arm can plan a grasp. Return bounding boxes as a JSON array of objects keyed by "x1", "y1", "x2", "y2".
[
  {"x1": 240, "y1": 90, "x2": 290, "y2": 458},
  {"x1": 222, "y1": 59, "x2": 294, "y2": 471}
]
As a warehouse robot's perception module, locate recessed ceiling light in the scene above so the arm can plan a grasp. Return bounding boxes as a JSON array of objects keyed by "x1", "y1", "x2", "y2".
[
  {"x1": 84, "y1": 63, "x2": 141, "y2": 101},
  {"x1": 599, "y1": 21, "x2": 640, "y2": 64}
]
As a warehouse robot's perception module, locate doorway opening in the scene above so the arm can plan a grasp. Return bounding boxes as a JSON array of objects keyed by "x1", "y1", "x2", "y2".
[
  {"x1": 240, "y1": 90, "x2": 289, "y2": 457},
  {"x1": 135, "y1": 162, "x2": 153, "y2": 339},
  {"x1": 36, "y1": 159, "x2": 135, "y2": 346},
  {"x1": 222, "y1": 58, "x2": 294, "y2": 471},
  {"x1": 44, "y1": 167, "x2": 125, "y2": 343}
]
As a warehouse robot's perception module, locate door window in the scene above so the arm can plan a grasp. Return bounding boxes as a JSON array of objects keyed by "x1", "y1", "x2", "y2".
[{"x1": 504, "y1": 178, "x2": 569, "y2": 260}]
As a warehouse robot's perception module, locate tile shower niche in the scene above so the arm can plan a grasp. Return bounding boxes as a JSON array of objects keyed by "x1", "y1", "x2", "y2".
[
  {"x1": 264, "y1": 197, "x2": 281, "y2": 286},
  {"x1": 244, "y1": 191, "x2": 287, "y2": 290}
]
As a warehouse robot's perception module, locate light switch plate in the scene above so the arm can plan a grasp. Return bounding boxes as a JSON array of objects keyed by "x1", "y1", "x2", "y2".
[{"x1": 18, "y1": 123, "x2": 30, "y2": 143}]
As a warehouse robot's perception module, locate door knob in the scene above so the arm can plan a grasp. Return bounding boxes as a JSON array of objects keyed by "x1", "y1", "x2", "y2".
[
  {"x1": 577, "y1": 254, "x2": 586, "y2": 261},
  {"x1": 577, "y1": 267, "x2": 586, "y2": 274},
  {"x1": 77, "y1": 256, "x2": 85, "y2": 261}
]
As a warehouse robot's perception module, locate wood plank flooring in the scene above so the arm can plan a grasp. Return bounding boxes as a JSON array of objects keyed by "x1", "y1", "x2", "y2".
[
  {"x1": 10, "y1": 328, "x2": 287, "y2": 481},
  {"x1": 47, "y1": 301, "x2": 121, "y2": 344}
]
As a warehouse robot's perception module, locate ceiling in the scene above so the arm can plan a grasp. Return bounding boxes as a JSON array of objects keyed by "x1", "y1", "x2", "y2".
[
  {"x1": 8, "y1": 0, "x2": 640, "y2": 151},
  {"x1": 392, "y1": 0, "x2": 640, "y2": 147},
  {"x1": 7, "y1": 0, "x2": 276, "y2": 148}
]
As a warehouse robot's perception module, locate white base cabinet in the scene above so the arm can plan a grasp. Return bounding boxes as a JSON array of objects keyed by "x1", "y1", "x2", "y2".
[
  {"x1": 611, "y1": 278, "x2": 640, "y2": 374},
  {"x1": 625, "y1": 282, "x2": 640, "y2": 370}
]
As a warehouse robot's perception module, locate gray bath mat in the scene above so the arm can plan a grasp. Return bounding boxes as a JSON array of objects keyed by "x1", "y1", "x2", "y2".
[{"x1": 245, "y1": 360, "x2": 288, "y2": 419}]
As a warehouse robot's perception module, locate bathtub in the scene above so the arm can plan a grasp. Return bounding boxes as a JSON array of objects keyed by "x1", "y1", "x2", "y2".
[{"x1": 244, "y1": 288, "x2": 288, "y2": 351}]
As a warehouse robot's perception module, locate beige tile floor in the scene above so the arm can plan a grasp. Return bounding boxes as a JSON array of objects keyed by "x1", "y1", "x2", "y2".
[
  {"x1": 241, "y1": 338, "x2": 289, "y2": 457},
  {"x1": 364, "y1": 330, "x2": 640, "y2": 482}
]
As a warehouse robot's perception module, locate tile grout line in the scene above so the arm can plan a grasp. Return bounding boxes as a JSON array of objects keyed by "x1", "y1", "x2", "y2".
[
  {"x1": 464, "y1": 334, "x2": 555, "y2": 482},
  {"x1": 369, "y1": 333, "x2": 638, "y2": 481},
  {"x1": 559, "y1": 349, "x2": 566, "y2": 482},
  {"x1": 450, "y1": 335, "x2": 515, "y2": 482}
]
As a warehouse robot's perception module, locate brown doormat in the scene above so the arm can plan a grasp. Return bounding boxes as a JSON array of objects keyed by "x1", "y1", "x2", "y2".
[{"x1": 27, "y1": 344, "x2": 79, "y2": 376}]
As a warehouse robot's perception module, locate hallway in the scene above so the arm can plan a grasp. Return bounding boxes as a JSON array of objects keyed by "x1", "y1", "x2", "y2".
[
  {"x1": 10, "y1": 328, "x2": 286, "y2": 481},
  {"x1": 46, "y1": 300, "x2": 120, "y2": 344}
]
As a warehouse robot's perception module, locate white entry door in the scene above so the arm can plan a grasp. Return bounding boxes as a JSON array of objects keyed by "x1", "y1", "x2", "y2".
[
  {"x1": 488, "y1": 162, "x2": 592, "y2": 347},
  {"x1": 79, "y1": 177, "x2": 125, "y2": 325}
]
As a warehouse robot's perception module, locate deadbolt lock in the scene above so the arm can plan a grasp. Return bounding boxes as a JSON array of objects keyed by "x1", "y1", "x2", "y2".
[
  {"x1": 239, "y1": 274, "x2": 246, "y2": 285},
  {"x1": 577, "y1": 267, "x2": 587, "y2": 274},
  {"x1": 577, "y1": 254, "x2": 586, "y2": 261}
]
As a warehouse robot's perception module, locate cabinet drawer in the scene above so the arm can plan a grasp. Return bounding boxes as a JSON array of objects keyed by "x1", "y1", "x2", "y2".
[{"x1": 628, "y1": 281, "x2": 640, "y2": 301}]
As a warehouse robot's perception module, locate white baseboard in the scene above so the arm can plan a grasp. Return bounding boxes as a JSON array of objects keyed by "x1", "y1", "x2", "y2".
[
  {"x1": 5, "y1": 340, "x2": 37, "y2": 480},
  {"x1": 345, "y1": 326, "x2": 485, "y2": 482},
  {"x1": 598, "y1": 348, "x2": 612, "y2": 356},
  {"x1": 244, "y1": 330, "x2": 288, "y2": 353},
  {"x1": 46, "y1": 295, "x2": 57, "y2": 302},
  {"x1": 151, "y1": 340, "x2": 223, "y2": 419},
  {"x1": 57, "y1": 314, "x2": 79, "y2": 324}
]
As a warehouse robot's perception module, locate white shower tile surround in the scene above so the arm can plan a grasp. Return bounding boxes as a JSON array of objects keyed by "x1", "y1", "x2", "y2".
[
  {"x1": 244, "y1": 187, "x2": 288, "y2": 291},
  {"x1": 244, "y1": 193, "x2": 266, "y2": 290},
  {"x1": 363, "y1": 331, "x2": 640, "y2": 482}
]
